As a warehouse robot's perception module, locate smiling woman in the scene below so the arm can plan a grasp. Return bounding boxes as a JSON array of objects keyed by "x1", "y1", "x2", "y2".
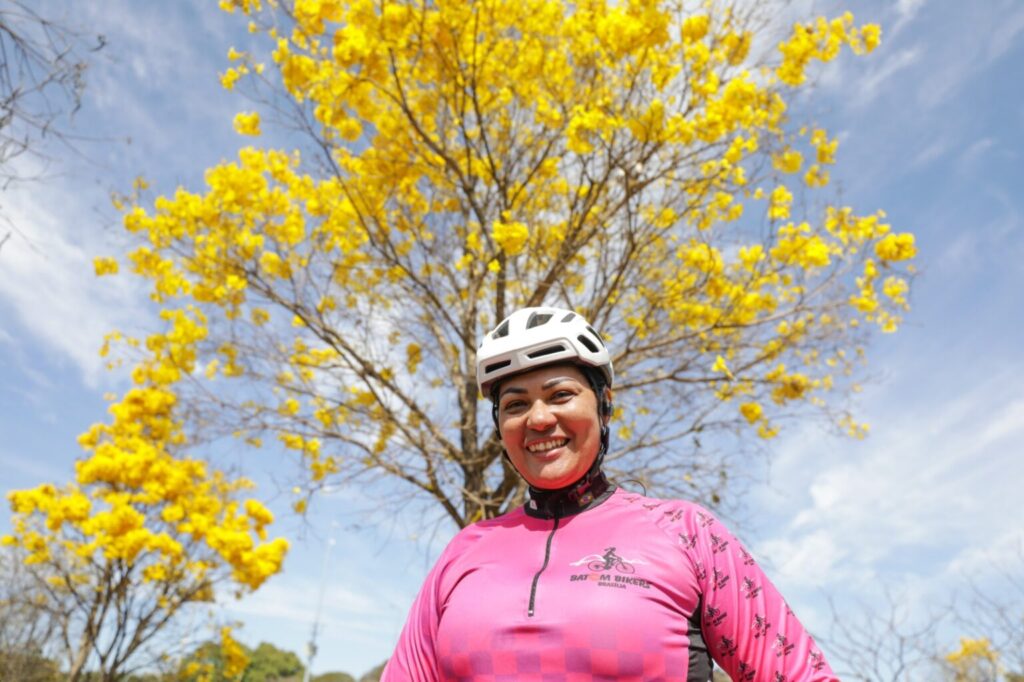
[{"x1": 382, "y1": 306, "x2": 840, "y2": 681}]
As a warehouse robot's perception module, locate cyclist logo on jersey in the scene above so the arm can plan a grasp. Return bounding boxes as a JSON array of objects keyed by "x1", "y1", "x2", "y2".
[
  {"x1": 712, "y1": 567, "x2": 731, "y2": 590},
  {"x1": 809, "y1": 650, "x2": 826, "y2": 672},
  {"x1": 743, "y1": 576, "x2": 762, "y2": 600},
  {"x1": 718, "y1": 635, "x2": 738, "y2": 657},
  {"x1": 752, "y1": 614, "x2": 771, "y2": 638},
  {"x1": 737, "y1": 661, "x2": 756, "y2": 681},
  {"x1": 740, "y1": 546, "x2": 756, "y2": 566},
  {"x1": 774, "y1": 634, "x2": 795, "y2": 658},
  {"x1": 571, "y1": 546, "x2": 644, "y2": 574},
  {"x1": 696, "y1": 510, "x2": 715, "y2": 527},
  {"x1": 678, "y1": 532, "x2": 697, "y2": 550},
  {"x1": 705, "y1": 604, "x2": 728, "y2": 627},
  {"x1": 773, "y1": 672, "x2": 788, "y2": 682},
  {"x1": 710, "y1": 532, "x2": 729, "y2": 554}
]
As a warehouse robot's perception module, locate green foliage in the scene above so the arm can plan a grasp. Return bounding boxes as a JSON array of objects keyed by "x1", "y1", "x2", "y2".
[
  {"x1": 244, "y1": 642, "x2": 304, "y2": 682},
  {"x1": 312, "y1": 673, "x2": 355, "y2": 682},
  {"x1": 0, "y1": 646, "x2": 60, "y2": 682}
]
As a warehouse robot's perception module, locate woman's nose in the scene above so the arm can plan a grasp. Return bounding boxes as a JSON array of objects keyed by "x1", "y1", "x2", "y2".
[{"x1": 525, "y1": 400, "x2": 556, "y2": 430}]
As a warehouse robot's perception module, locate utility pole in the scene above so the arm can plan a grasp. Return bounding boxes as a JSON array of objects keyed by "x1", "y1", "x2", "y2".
[{"x1": 302, "y1": 531, "x2": 336, "y2": 682}]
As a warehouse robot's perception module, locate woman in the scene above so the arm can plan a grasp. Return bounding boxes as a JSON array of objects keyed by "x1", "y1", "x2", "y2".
[{"x1": 383, "y1": 307, "x2": 837, "y2": 681}]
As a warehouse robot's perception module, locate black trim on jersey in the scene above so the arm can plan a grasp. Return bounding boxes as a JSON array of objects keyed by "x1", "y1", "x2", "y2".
[
  {"x1": 527, "y1": 516, "x2": 559, "y2": 617},
  {"x1": 686, "y1": 596, "x2": 713, "y2": 682}
]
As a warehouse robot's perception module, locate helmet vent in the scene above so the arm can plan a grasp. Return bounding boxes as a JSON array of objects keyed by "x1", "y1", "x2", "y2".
[
  {"x1": 586, "y1": 325, "x2": 605, "y2": 347},
  {"x1": 493, "y1": 320, "x2": 510, "y2": 339},
  {"x1": 526, "y1": 312, "x2": 553, "y2": 329},
  {"x1": 485, "y1": 359, "x2": 512, "y2": 374},
  {"x1": 561, "y1": 312, "x2": 576, "y2": 322},
  {"x1": 526, "y1": 343, "x2": 565, "y2": 359},
  {"x1": 577, "y1": 334, "x2": 598, "y2": 353}
]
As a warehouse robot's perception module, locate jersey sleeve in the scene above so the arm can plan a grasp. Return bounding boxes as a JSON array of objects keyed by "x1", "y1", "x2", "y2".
[
  {"x1": 676, "y1": 504, "x2": 838, "y2": 682},
  {"x1": 380, "y1": 542, "x2": 454, "y2": 682}
]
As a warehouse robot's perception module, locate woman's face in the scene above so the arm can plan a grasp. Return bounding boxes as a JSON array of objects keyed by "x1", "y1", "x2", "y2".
[{"x1": 496, "y1": 363, "x2": 606, "y2": 490}]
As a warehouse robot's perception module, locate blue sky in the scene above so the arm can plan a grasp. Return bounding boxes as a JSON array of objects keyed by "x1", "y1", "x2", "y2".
[{"x1": 1, "y1": 0, "x2": 1022, "y2": 678}]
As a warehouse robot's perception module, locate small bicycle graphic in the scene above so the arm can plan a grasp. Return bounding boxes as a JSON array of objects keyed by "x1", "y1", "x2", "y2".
[{"x1": 587, "y1": 547, "x2": 636, "y2": 574}]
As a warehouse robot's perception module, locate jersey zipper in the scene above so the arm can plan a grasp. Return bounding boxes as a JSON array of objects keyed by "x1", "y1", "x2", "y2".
[{"x1": 527, "y1": 516, "x2": 560, "y2": 617}]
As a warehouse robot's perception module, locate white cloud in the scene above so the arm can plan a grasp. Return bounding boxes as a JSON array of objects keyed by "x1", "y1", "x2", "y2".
[
  {"x1": 757, "y1": 529, "x2": 853, "y2": 588},
  {"x1": 897, "y1": 0, "x2": 928, "y2": 20},
  {"x1": 957, "y1": 137, "x2": 996, "y2": 171},
  {"x1": 913, "y1": 1, "x2": 1024, "y2": 110},
  {"x1": 984, "y1": 4, "x2": 1024, "y2": 64},
  {"x1": 854, "y1": 47, "x2": 922, "y2": 107},
  {"x1": 892, "y1": 0, "x2": 929, "y2": 35},
  {"x1": 945, "y1": 526, "x2": 1024, "y2": 580},
  {"x1": 754, "y1": 366, "x2": 1024, "y2": 594},
  {"x1": 909, "y1": 137, "x2": 949, "y2": 168},
  {"x1": 0, "y1": 173, "x2": 146, "y2": 387},
  {"x1": 976, "y1": 399, "x2": 1024, "y2": 449}
]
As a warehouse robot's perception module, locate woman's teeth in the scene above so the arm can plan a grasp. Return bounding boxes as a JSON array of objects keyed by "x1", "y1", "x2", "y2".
[{"x1": 527, "y1": 439, "x2": 568, "y2": 453}]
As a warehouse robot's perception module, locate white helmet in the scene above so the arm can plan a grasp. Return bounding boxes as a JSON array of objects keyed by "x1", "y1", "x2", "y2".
[{"x1": 477, "y1": 307, "x2": 613, "y2": 397}]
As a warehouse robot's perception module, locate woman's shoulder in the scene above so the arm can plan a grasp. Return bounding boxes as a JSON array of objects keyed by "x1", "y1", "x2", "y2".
[
  {"x1": 608, "y1": 488, "x2": 724, "y2": 533},
  {"x1": 611, "y1": 487, "x2": 710, "y2": 515}
]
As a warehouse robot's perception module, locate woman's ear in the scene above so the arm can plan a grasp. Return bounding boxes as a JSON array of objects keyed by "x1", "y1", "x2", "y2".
[{"x1": 602, "y1": 387, "x2": 614, "y2": 425}]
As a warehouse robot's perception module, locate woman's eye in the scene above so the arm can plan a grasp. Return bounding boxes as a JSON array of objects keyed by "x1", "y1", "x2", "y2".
[{"x1": 552, "y1": 390, "x2": 574, "y2": 401}]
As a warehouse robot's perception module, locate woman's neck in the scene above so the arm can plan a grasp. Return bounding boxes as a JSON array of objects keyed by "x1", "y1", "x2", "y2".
[{"x1": 524, "y1": 466, "x2": 613, "y2": 519}]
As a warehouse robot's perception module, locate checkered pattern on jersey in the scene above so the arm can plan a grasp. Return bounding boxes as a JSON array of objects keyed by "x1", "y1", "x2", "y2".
[{"x1": 437, "y1": 622, "x2": 688, "y2": 681}]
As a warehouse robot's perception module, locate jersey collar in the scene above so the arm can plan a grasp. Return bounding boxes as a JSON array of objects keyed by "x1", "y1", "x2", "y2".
[{"x1": 524, "y1": 467, "x2": 614, "y2": 519}]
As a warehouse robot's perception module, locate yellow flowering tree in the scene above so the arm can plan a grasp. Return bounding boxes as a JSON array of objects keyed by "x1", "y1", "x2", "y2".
[
  {"x1": 944, "y1": 637, "x2": 1002, "y2": 681},
  {"x1": 2, "y1": 319, "x2": 288, "y2": 682},
  {"x1": 105, "y1": 0, "x2": 916, "y2": 526}
]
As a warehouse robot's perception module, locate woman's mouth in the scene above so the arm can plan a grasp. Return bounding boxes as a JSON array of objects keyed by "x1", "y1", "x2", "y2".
[{"x1": 527, "y1": 438, "x2": 569, "y2": 454}]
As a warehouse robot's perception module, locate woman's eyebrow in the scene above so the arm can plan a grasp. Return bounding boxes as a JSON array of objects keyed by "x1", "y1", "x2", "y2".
[
  {"x1": 499, "y1": 376, "x2": 575, "y2": 399},
  {"x1": 499, "y1": 386, "x2": 526, "y2": 398}
]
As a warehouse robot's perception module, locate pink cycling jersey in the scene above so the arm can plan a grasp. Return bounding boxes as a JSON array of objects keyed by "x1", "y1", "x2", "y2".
[{"x1": 383, "y1": 488, "x2": 836, "y2": 681}]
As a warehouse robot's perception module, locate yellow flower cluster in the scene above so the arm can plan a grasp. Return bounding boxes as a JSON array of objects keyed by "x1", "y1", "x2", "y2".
[
  {"x1": 777, "y1": 13, "x2": 881, "y2": 86},
  {"x1": 221, "y1": 626, "x2": 250, "y2": 680},
  {"x1": 945, "y1": 637, "x2": 1001, "y2": 682},
  {"x1": 491, "y1": 220, "x2": 530, "y2": 256},
  {"x1": 946, "y1": 637, "x2": 998, "y2": 664},
  {"x1": 233, "y1": 111, "x2": 262, "y2": 136}
]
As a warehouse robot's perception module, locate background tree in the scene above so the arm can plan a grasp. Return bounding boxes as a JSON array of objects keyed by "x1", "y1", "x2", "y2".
[
  {"x1": 2, "y1": 329, "x2": 289, "y2": 682},
  {"x1": 0, "y1": 548, "x2": 61, "y2": 682},
  {"x1": 943, "y1": 637, "x2": 1002, "y2": 682},
  {"x1": 0, "y1": 0, "x2": 104, "y2": 251},
  {"x1": 938, "y1": 548, "x2": 1024, "y2": 681},
  {"x1": 243, "y1": 641, "x2": 305, "y2": 682},
  {"x1": 824, "y1": 590, "x2": 946, "y2": 681},
  {"x1": 177, "y1": 636, "x2": 309, "y2": 682},
  {"x1": 311, "y1": 673, "x2": 355, "y2": 682},
  {"x1": 104, "y1": 0, "x2": 916, "y2": 528}
]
